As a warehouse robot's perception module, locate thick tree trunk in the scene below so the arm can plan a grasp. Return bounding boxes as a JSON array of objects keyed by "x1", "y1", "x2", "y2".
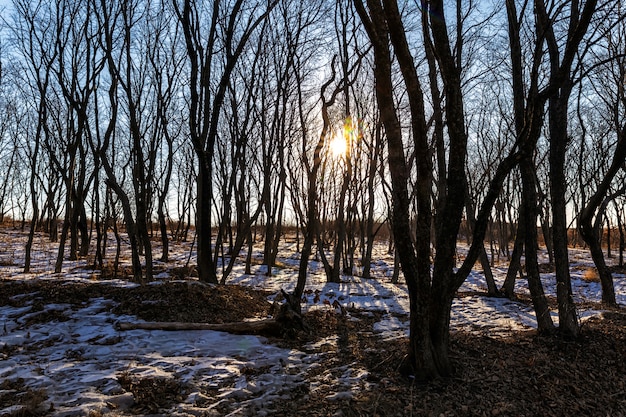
[
  {"x1": 580, "y1": 216, "x2": 617, "y2": 306},
  {"x1": 196, "y1": 165, "x2": 218, "y2": 284},
  {"x1": 548, "y1": 95, "x2": 579, "y2": 338},
  {"x1": 355, "y1": 0, "x2": 442, "y2": 380}
]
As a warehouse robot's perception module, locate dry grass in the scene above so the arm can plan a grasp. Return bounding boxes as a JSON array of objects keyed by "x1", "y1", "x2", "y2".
[
  {"x1": 0, "y1": 379, "x2": 48, "y2": 416},
  {"x1": 582, "y1": 267, "x2": 600, "y2": 282},
  {"x1": 117, "y1": 372, "x2": 189, "y2": 414}
]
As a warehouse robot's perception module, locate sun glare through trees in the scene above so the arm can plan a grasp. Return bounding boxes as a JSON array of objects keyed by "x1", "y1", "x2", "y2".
[
  {"x1": 329, "y1": 133, "x2": 347, "y2": 158},
  {"x1": 0, "y1": 0, "x2": 625, "y2": 414}
]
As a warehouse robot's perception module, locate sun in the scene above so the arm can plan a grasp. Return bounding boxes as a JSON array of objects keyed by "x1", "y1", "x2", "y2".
[
  {"x1": 329, "y1": 135, "x2": 347, "y2": 157},
  {"x1": 328, "y1": 116, "x2": 362, "y2": 158}
]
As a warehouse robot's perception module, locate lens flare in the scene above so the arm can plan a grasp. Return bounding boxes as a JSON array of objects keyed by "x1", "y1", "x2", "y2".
[
  {"x1": 329, "y1": 135, "x2": 347, "y2": 157},
  {"x1": 330, "y1": 116, "x2": 364, "y2": 158}
]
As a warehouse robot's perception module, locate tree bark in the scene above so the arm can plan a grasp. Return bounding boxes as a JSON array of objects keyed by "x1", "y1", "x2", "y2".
[
  {"x1": 196, "y1": 164, "x2": 218, "y2": 284},
  {"x1": 548, "y1": 92, "x2": 579, "y2": 337}
]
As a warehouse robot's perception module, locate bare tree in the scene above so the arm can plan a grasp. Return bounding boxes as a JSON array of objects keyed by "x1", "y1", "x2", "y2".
[
  {"x1": 354, "y1": 0, "x2": 602, "y2": 380},
  {"x1": 0, "y1": 60, "x2": 23, "y2": 225},
  {"x1": 217, "y1": 23, "x2": 272, "y2": 282},
  {"x1": 354, "y1": 0, "x2": 435, "y2": 379},
  {"x1": 577, "y1": 6, "x2": 626, "y2": 306},
  {"x1": 502, "y1": 0, "x2": 555, "y2": 333},
  {"x1": 538, "y1": 0, "x2": 594, "y2": 337},
  {"x1": 145, "y1": 1, "x2": 186, "y2": 263},
  {"x1": 10, "y1": 0, "x2": 59, "y2": 272},
  {"x1": 91, "y1": 0, "x2": 148, "y2": 282},
  {"x1": 174, "y1": 0, "x2": 278, "y2": 284},
  {"x1": 281, "y1": 1, "x2": 340, "y2": 310},
  {"x1": 46, "y1": 0, "x2": 102, "y2": 270}
]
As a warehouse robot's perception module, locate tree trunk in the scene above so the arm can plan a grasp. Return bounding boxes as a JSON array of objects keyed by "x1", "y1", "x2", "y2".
[
  {"x1": 502, "y1": 209, "x2": 525, "y2": 299},
  {"x1": 55, "y1": 213, "x2": 71, "y2": 274},
  {"x1": 115, "y1": 320, "x2": 283, "y2": 336},
  {"x1": 580, "y1": 221, "x2": 617, "y2": 306},
  {"x1": 292, "y1": 70, "x2": 339, "y2": 312},
  {"x1": 93, "y1": 167, "x2": 104, "y2": 270},
  {"x1": 391, "y1": 248, "x2": 400, "y2": 284},
  {"x1": 463, "y1": 177, "x2": 498, "y2": 296},
  {"x1": 520, "y1": 159, "x2": 555, "y2": 334},
  {"x1": 355, "y1": 0, "x2": 440, "y2": 380},
  {"x1": 578, "y1": 126, "x2": 625, "y2": 306},
  {"x1": 616, "y1": 202, "x2": 624, "y2": 267},
  {"x1": 548, "y1": 93, "x2": 579, "y2": 338},
  {"x1": 607, "y1": 217, "x2": 612, "y2": 258},
  {"x1": 330, "y1": 162, "x2": 350, "y2": 283},
  {"x1": 24, "y1": 134, "x2": 40, "y2": 273},
  {"x1": 196, "y1": 164, "x2": 218, "y2": 284},
  {"x1": 361, "y1": 123, "x2": 382, "y2": 279}
]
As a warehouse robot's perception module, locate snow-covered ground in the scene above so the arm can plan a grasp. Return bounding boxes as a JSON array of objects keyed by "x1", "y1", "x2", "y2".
[{"x1": 0, "y1": 229, "x2": 624, "y2": 416}]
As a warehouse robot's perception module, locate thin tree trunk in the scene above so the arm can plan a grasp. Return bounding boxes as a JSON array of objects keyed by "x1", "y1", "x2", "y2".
[
  {"x1": 361, "y1": 127, "x2": 383, "y2": 280},
  {"x1": 520, "y1": 159, "x2": 555, "y2": 334},
  {"x1": 24, "y1": 137, "x2": 41, "y2": 273},
  {"x1": 578, "y1": 127, "x2": 625, "y2": 306},
  {"x1": 502, "y1": 207, "x2": 525, "y2": 299},
  {"x1": 463, "y1": 177, "x2": 498, "y2": 295},
  {"x1": 55, "y1": 213, "x2": 71, "y2": 274},
  {"x1": 616, "y1": 202, "x2": 624, "y2": 267}
]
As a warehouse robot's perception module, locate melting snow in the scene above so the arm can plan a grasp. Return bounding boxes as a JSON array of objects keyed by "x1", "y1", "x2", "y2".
[{"x1": 0, "y1": 236, "x2": 624, "y2": 415}]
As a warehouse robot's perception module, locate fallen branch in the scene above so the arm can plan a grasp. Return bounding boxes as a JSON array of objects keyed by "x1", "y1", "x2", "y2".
[
  {"x1": 115, "y1": 301, "x2": 308, "y2": 338},
  {"x1": 115, "y1": 318, "x2": 283, "y2": 337}
]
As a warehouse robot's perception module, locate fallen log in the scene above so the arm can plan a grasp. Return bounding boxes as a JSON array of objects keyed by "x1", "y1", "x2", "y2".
[
  {"x1": 115, "y1": 318, "x2": 283, "y2": 337},
  {"x1": 115, "y1": 301, "x2": 308, "y2": 338}
]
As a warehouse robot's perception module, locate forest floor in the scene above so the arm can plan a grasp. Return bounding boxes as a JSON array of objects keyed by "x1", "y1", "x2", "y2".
[{"x1": 0, "y1": 227, "x2": 625, "y2": 416}]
